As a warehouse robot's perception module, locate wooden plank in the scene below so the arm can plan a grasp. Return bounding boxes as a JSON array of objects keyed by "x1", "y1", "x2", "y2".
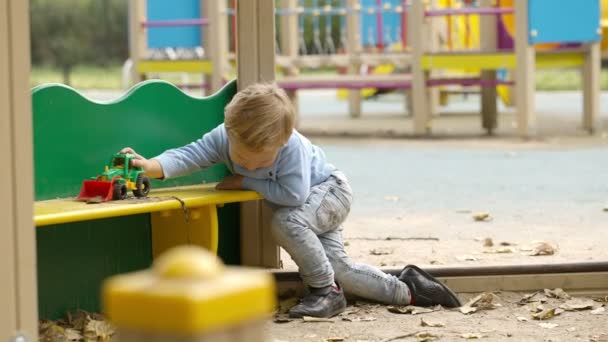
[
  {"x1": 582, "y1": 42, "x2": 600, "y2": 132},
  {"x1": 1, "y1": 0, "x2": 38, "y2": 338},
  {"x1": 346, "y1": 0, "x2": 362, "y2": 118},
  {"x1": 479, "y1": 0, "x2": 497, "y2": 133},
  {"x1": 128, "y1": 0, "x2": 147, "y2": 84},
  {"x1": 0, "y1": 0, "x2": 18, "y2": 335},
  {"x1": 236, "y1": 0, "x2": 280, "y2": 268},
  {"x1": 409, "y1": 0, "x2": 430, "y2": 135},
  {"x1": 203, "y1": 0, "x2": 228, "y2": 93},
  {"x1": 514, "y1": 0, "x2": 536, "y2": 137}
]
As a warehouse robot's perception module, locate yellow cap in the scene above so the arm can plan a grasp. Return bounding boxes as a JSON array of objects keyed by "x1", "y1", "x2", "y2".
[{"x1": 103, "y1": 246, "x2": 276, "y2": 335}]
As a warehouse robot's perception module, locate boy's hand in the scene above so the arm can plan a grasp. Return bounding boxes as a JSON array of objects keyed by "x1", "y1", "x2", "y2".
[
  {"x1": 119, "y1": 147, "x2": 164, "y2": 179},
  {"x1": 216, "y1": 175, "x2": 244, "y2": 190}
]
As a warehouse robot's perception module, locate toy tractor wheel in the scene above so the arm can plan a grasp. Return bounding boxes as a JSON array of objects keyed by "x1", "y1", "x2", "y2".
[
  {"x1": 113, "y1": 182, "x2": 128, "y2": 200},
  {"x1": 133, "y1": 174, "x2": 150, "y2": 198}
]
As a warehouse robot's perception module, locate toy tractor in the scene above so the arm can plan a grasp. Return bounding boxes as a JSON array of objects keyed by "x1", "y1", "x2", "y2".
[{"x1": 77, "y1": 153, "x2": 151, "y2": 202}]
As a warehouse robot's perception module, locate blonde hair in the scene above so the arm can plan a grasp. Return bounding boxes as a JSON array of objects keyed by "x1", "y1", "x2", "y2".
[{"x1": 224, "y1": 82, "x2": 295, "y2": 151}]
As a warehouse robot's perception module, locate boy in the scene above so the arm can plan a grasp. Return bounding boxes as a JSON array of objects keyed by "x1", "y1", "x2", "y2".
[{"x1": 121, "y1": 83, "x2": 461, "y2": 318}]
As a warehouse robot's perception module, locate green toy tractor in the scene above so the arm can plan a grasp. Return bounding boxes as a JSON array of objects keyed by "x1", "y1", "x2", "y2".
[{"x1": 77, "y1": 153, "x2": 151, "y2": 202}]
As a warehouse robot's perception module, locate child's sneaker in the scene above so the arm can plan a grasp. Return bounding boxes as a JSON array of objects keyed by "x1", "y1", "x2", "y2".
[
  {"x1": 288, "y1": 284, "x2": 347, "y2": 318},
  {"x1": 398, "y1": 265, "x2": 462, "y2": 307}
]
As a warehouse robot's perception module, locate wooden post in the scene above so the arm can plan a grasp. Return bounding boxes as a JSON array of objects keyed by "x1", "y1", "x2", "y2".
[
  {"x1": 582, "y1": 41, "x2": 600, "y2": 133},
  {"x1": 346, "y1": 0, "x2": 362, "y2": 118},
  {"x1": 204, "y1": 0, "x2": 229, "y2": 93},
  {"x1": 0, "y1": 0, "x2": 38, "y2": 339},
  {"x1": 236, "y1": 0, "x2": 280, "y2": 268},
  {"x1": 426, "y1": 3, "x2": 440, "y2": 118},
  {"x1": 128, "y1": 0, "x2": 147, "y2": 85},
  {"x1": 409, "y1": 0, "x2": 430, "y2": 135},
  {"x1": 514, "y1": 0, "x2": 535, "y2": 138},
  {"x1": 281, "y1": 0, "x2": 300, "y2": 124},
  {"x1": 480, "y1": 0, "x2": 498, "y2": 134}
]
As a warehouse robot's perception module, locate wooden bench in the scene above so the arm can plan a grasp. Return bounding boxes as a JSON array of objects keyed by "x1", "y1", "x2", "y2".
[{"x1": 32, "y1": 79, "x2": 262, "y2": 319}]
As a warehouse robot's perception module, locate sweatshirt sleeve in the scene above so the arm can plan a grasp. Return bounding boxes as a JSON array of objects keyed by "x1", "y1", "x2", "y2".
[
  {"x1": 153, "y1": 124, "x2": 227, "y2": 179},
  {"x1": 241, "y1": 140, "x2": 311, "y2": 207}
]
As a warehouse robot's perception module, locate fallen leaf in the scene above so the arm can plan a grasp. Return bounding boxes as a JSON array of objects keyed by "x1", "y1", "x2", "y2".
[
  {"x1": 40, "y1": 323, "x2": 68, "y2": 342},
  {"x1": 370, "y1": 248, "x2": 393, "y2": 256},
  {"x1": 532, "y1": 308, "x2": 564, "y2": 320},
  {"x1": 67, "y1": 310, "x2": 90, "y2": 331},
  {"x1": 388, "y1": 305, "x2": 438, "y2": 315},
  {"x1": 483, "y1": 247, "x2": 516, "y2": 254},
  {"x1": 339, "y1": 308, "x2": 360, "y2": 316},
  {"x1": 64, "y1": 329, "x2": 82, "y2": 341},
  {"x1": 528, "y1": 242, "x2": 556, "y2": 256},
  {"x1": 594, "y1": 296, "x2": 608, "y2": 303},
  {"x1": 302, "y1": 316, "x2": 334, "y2": 323},
  {"x1": 384, "y1": 195, "x2": 399, "y2": 202},
  {"x1": 538, "y1": 322, "x2": 558, "y2": 329},
  {"x1": 83, "y1": 319, "x2": 114, "y2": 341},
  {"x1": 416, "y1": 331, "x2": 439, "y2": 342},
  {"x1": 327, "y1": 338, "x2": 344, "y2": 342},
  {"x1": 499, "y1": 241, "x2": 515, "y2": 246},
  {"x1": 559, "y1": 299, "x2": 596, "y2": 311},
  {"x1": 528, "y1": 302, "x2": 545, "y2": 313},
  {"x1": 342, "y1": 316, "x2": 376, "y2": 322},
  {"x1": 544, "y1": 288, "x2": 570, "y2": 299},
  {"x1": 460, "y1": 293, "x2": 501, "y2": 314},
  {"x1": 460, "y1": 333, "x2": 485, "y2": 339},
  {"x1": 344, "y1": 241, "x2": 350, "y2": 246},
  {"x1": 273, "y1": 316, "x2": 293, "y2": 324},
  {"x1": 473, "y1": 212, "x2": 491, "y2": 222},
  {"x1": 278, "y1": 297, "x2": 299, "y2": 314},
  {"x1": 456, "y1": 255, "x2": 479, "y2": 262},
  {"x1": 516, "y1": 316, "x2": 528, "y2": 322},
  {"x1": 483, "y1": 238, "x2": 494, "y2": 247},
  {"x1": 518, "y1": 292, "x2": 546, "y2": 305},
  {"x1": 420, "y1": 318, "x2": 444, "y2": 327},
  {"x1": 591, "y1": 307, "x2": 605, "y2": 315}
]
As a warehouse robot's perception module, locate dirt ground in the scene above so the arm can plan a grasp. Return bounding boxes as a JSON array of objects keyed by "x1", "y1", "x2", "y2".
[{"x1": 268, "y1": 292, "x2": 608, "y2": 342}]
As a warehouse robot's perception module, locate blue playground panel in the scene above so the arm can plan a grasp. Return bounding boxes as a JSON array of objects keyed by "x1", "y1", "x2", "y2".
[
  {"x1": 360, "y1": 0, "x2": 403, "y2": 47},
  {"x1": 146, "y1": 0, "x2": 203, "y2": 48},
  {"x1": 528, "y1": 0, "x2": 601, "y2": 44}
]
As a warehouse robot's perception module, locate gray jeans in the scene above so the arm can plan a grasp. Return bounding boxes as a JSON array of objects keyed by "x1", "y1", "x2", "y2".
[{"x1": 271, "y1": 171, "x2": 411, "y2": 305}]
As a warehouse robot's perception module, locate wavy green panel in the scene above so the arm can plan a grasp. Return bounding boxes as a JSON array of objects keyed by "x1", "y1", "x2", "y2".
[{"x1": 32, "y1": 79, "x2": 237, "y2": 200}]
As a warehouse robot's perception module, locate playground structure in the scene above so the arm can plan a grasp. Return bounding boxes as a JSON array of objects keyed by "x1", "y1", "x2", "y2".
[{"x1": 128, "y1": 0, "x2": 603, "y2": 137}]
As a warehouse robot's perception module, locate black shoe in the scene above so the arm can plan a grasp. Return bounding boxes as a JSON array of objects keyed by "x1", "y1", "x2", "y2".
[
  {"x1": 398, "y1": 265, "x2": 462, "y2": 308},
  {"x1": 288, "y1": 284, "x2": 347, "y2": 318}
]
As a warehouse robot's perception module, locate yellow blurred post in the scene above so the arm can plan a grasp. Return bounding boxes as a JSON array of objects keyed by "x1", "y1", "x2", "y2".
[{"x1": 103, "y1": 246, "x2": 276, "y2": 342}]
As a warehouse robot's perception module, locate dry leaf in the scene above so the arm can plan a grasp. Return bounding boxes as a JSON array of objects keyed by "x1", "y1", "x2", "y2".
[
  {"x1": 532, "y1": 308, "x2": 564, "y2": 320},
  {"x1": 278, "y1": 297, "x2": 299, "y2": 314},
  {"x1": 416, "y1": 331, "x2": 439, "y2": 342},
  {"x1": 40, "y1": 323, "x2": 69, "y2": 342},
  {"x1": 473, "y1": 212, "x2": 491, "y2": 221},
  {"x1": 538, "y1": 322, "x2": 558, "y2": 329},
  {"x1": 499, "y1": 241, "x2": 515, "y2": 246},
  {"x1": 460, "y1": 293, "x2": 501, "y2": 314},
  {"x1": 83, "y1": 319, "x2": 115, "y2": 341},
  {"x1": 370, "y1": 248, "x2": 393, "y2": 256},
  {"x1": 387, "y1": 305, "x2": 438, "y2": 315},
  {"x1": 273, "y1": 316, "x2": 293, "y2": 324},
  {"x1": 342, "y1": 316, "x2": 376, "y2": 322},
  {"x1": 594, "y1": 296, "x2": 608, "y2": 303},
  {"x1": 544, "y1": 288, "x2": 570, "y2": 299},
  {"x1": 384, "y1": 195, "x2": 400, "y2": 202},
  {"x1": 518, "y1": 292, "x2": 546, "y2": 305},
  {"x1": 529, "y1": 242, "x2": 556, "y2": 256},
  {"x1": 516, "y1": 316, "x2": 528, "y2": 322},
  {"x1": 591, "y1": 307, "x2": 606, "y2": 315},
  {"x1": 64, "y1": 329, "x2": 82, "y2": 341},
  {"x1": 67, "y1": 310, "x2": 90, "y2": 331},
  {"x1": 456, "y1": 255, "x2": 478, "y2": 262},
  {"x1": 483, "y1": 238, "x2": 494, "y2": 247},
  {"x1": 528, "y1": 302, "x2": 545, "y2": 313},
  {"x1": 302, "y1": 316, "x2": 334, "y2": 323},
  {"x1": 483, "y1": 247, "x2": 516, "y2": 254},
  {"x1": 327, "y1": 338, "x2": 344, "y2": 342},
  {"x1": 559, "y1": 299, "x2": 595, "y2": 311},
  {"x1": 461, "y1": 333, "x2": 485, "y2": 339},
  {"x1": 420, "y1": 318, "x2": 444, "y2": 327}
]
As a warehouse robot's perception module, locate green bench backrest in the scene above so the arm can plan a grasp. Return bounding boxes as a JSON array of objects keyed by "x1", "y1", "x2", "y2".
[{"x1": 32, "y1": 80, "x2": 241, "y2": 320}]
